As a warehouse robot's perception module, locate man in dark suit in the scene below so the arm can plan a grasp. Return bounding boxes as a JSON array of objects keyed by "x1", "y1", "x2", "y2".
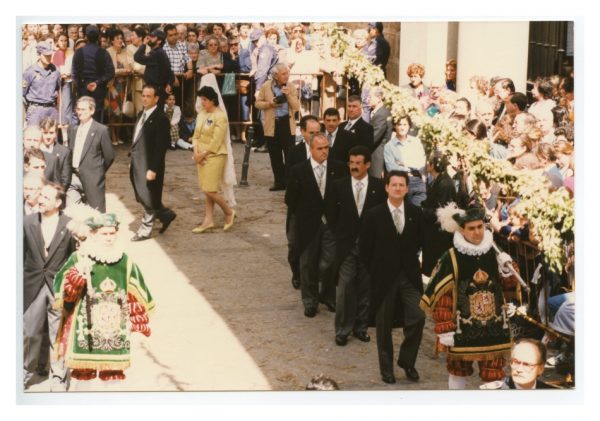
[
  {"x1": 67, "y1": 96, "x2": 114, "y2": 213},
  {"x1": 323, "y1": 107, "x2": 357, "y2": 164},
  {"x1": 23, "y1": 182, "x2": 74, "y2": 390},
  {"x1": 133, "y1": 29, "x2": 175, "y2": 108},
  {"x1": 368, "y1": 87, "x2": 393, "y2": 179},
  {"x1": 341, "y1": 95, "x2": 374, "y2": 151},
  {"x1": 129, "y1": 85, "x2": 177, "y2": 241},
  {"x1": 71, "y1": 25, "x2": 115, "y2": 122},
  {"x1": 285, "y1": 115, "x2": 320, "y2": 290},
  {"x1": 359, "y1": 170, "x2": 425, "y2": 384},
  {"x1": 285, "y1": 132, "x2": 347, "y2": 317},
  {"x1": 40, "y1": 117, "x2": 72, "y2": 191},
  {"x1": 328, "y1": 146, "x2": 386, "y2": 346}
]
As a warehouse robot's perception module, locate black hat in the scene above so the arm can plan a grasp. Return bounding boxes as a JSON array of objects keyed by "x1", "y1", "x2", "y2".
[
  {"x1": 150, "y1": 29, "x2": 166, "y2": 42},
  {"x1": 452, "y1": 206, "x2": 486, "y2": 227}
]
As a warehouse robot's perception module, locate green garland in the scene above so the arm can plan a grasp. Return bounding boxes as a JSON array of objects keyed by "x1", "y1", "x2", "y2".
[{"x1": 326, "y1": 24, "x2": 574, "y2": 273}]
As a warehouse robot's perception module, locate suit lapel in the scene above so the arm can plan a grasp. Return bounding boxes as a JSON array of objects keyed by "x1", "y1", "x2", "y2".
[
  {"x1": 305, "y1": 161, "x2": 322, "y2": 200},
  {"x1": 362, "y1": 177, "x2": 377, "y2": 211},
  {"x1": 79, "y1": 120, "x2": 96, "y2": 164},
  {"x1": 30, "y1": 214, "x2": 46, "y2": 261},
  {"x1": 45, "y1": 215, "x2": 69, "y2": 262}
]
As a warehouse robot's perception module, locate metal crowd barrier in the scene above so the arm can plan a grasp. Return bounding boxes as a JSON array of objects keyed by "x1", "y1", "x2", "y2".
[
  {"x1": 494, "y1": 233, "x2": 573, "y2": 328},
  {"x1": 98, "y1": 71, "x2": 348, "y2": 131}
]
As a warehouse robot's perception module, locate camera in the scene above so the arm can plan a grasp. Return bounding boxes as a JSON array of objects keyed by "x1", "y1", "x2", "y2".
[{"x1": 273, "y1": 94, "x2": 287, "y2": 104}]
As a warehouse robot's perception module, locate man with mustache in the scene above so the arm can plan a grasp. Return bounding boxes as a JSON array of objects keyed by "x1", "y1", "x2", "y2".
[{"x1": 328, "y1": 145, "x2": 386, "y2": 346}]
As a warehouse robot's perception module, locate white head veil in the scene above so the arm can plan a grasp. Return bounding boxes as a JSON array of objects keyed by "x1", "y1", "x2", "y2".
[{"x1": 198, "y1": 73, "x2": 237, "y2": 207}]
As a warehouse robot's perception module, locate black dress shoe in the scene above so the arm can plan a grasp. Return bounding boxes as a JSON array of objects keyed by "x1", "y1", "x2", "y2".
[
  {"x1": 291, "y1": 277, "x2": 300, "y2": 290},
  {"x1": 352, "y1": 331, "x2": 371, "y2": 342},
  {"x1": 319, "y1": 299, "x2": 336, "y2": 312},
  {"x1": 335, "y1": 335, "x2": 348, "y2": 346},
  {"x1": 131, "y1": 234, "x2": 151, "y2": 242},
  {"x1": 381, "y1": 373, "x2": 396, "y2": 384},
  {"x1": 269, "y1": 184, "x2": 286, "y2": 191},
  {"x1": 159, "y1": 212, "x2": 177, "y2": 234},
  {"x1": 398, "y1": 363, "x2": 420, "y2": 381},
  {"x1": 304, "y1": 307, "x2": 317, "y2": 318}
]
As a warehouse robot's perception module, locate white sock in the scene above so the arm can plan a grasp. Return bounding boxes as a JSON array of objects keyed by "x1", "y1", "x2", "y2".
[
  {"x1": 176, "y1": 139, "x2": 192, "y2": 150},
  {"x1": 448, "y1": 374, "x2": 467, "y2": 390}
]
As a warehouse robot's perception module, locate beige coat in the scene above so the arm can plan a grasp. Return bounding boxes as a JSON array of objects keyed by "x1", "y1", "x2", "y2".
[{"x1": 255, "y1": 80, "x2": 300, "y2": 137}]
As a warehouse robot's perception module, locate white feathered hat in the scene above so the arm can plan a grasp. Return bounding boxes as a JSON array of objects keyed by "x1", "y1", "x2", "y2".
[{"x1": 436, "y1": 202, "x2": 464, "y2": 233}]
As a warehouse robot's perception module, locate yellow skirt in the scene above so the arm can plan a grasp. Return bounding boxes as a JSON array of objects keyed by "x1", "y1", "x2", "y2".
[{"x1": 197, "y1": 154, "x2": 227, "y2": 192}]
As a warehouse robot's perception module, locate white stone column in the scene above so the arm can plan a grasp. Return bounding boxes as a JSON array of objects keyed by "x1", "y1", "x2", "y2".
[
  {"x1": 399, "y1": 22, "x2": 453, "y2": 87},
  {"x1": 456, "y1": 22, "x2": 530, "y2": 95}
]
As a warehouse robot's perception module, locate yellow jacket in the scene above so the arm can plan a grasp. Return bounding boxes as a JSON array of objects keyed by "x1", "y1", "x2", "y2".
[
  {"x1": 255, "y1": 80, "x2": 300, "y2": 137},
  {"x1": 191, "y1": 109, "x2": 228, "y2": 155}
]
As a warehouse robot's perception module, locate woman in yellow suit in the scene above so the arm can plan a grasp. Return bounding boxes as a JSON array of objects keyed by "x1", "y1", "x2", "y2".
[{"x1": 191, "y1": 76, "x2": 237, "y2": 233}]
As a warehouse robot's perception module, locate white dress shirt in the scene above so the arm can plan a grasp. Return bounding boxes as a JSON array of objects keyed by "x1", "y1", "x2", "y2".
[
  {"x1": 327, "y1": 128, "x2": 338, "y2": 147},
  {"x1": 41, "y1": 213, "x2": 59, "y2": 256},
  {"x1": 134, "y1": 105, "x2": 157, "y2": 142},
  {"x1": 352, "y1": 174, "x2": 369, "y2": 215},
  {"x1": 387, "y1": 199, "x2": 405, "y2": 234},
  {"x1": 72, "y1": 119, "x2": 93, "y2": 169},
  {"x1": 311, "y1": 157, "x2": 327, "y2": 198},
  {"x1": 344, "y1": 118, "x2": 360, "y2": 131}
]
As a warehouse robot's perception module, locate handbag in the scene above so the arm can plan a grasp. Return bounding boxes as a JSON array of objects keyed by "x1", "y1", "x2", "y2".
[
  {"x1": 121, "y1": 76, "x2": 135, "y2": 118},
  {"x1": 222, "y1": 73, "x2": 237, "y2": 96}
]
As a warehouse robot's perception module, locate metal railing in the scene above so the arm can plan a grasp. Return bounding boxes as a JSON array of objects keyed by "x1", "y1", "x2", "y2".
[{"x1": 93, "y1": 71, "x2": 348, "y2": 130}]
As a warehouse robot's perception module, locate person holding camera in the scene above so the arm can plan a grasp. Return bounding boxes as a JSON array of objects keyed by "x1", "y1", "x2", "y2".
[{"x1": 255, "y1": 63, "x2": 300, "y2": 191}]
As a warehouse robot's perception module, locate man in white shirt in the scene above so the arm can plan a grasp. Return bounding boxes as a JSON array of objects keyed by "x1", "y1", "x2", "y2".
[
  {"x1": 328, "y1": 146, "x2": 386, "y2": 346},
  {"x1": 359, "y1": 170, "x2": 425, "y2": 384},
  {"x1": 67, "y1": 96, "x2": 114, "y2": 212},
  {"x1": 285, "y1": 133, "x2": 347, "y2": 317},
  {"x1": 23, "y1": 182, "x2": 74, "y2": 391}
]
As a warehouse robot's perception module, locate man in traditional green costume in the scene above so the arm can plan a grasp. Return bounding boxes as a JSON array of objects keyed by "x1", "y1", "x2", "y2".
[
  {"x1": 53, "y1": 213, "x2": 154, "y2": 381},
  {"x1": 420, "y1": 205, "x2": 517, "y2": 389}
]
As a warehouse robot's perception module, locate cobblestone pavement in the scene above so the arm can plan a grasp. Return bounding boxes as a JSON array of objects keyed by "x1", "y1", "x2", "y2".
[{"x1": 24, "y1": 141, "x2": 565, "y2": 395}]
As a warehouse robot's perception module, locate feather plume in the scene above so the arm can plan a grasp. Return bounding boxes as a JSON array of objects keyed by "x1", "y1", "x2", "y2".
[
  {"x1": 437, "y1": 202, "x2": 464, "y2": 233},
  {"x1": 63, "y1": 204, "x2": 102, "y2": 240}
]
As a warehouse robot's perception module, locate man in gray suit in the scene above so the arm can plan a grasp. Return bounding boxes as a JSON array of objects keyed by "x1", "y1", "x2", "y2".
[
  {"x1": 66, "y1": 96, "x2": 114, "y2": 212},
  {"x1": 368, "y1": 87, "x2": 393, "y2": 179},
  {"x1": 39, "y1": 117, "x2": 72, "y2": 191},
  {"x1": 23, "y1": 182, "x2": 74, "y2": 390},
  {"x1": 129, "y1": 85, "x2": 176, "y2": 241}
]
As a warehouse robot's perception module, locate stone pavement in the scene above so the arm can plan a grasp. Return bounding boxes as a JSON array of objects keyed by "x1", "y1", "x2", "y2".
[{"x1": 24, "y1": 141, "x2": 563, "y2": 396}]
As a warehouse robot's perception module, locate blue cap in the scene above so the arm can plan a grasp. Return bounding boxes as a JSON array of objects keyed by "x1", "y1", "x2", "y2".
[{"x1": 36, "y1": 41, "x2": 53, "y2": 56}]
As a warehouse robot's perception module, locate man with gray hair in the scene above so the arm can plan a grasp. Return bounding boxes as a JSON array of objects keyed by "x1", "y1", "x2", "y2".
[
  {"x1": 66, "y1": 96, "x2": 114, "y2": 212},
  {"x1": 256, "y1": 63, "x2": 300, "y2": 191},
  {"x1": 285, "y1": 132, "x2": 347, "y2": 317},
  {"x1": 23, "y1": 125, "x2": 43, "y2": 152}
]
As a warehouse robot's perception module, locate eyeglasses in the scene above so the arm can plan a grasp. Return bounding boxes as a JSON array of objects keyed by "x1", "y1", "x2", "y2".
[{"x1": 510, "y1": 358, "x2": 540, "y2": 371}]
